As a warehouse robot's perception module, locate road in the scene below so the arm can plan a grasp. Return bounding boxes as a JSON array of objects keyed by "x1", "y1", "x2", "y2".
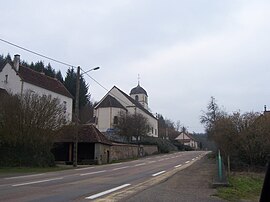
[{"x1": 0, "y1": 151, "x2": 208, "y2": 201}]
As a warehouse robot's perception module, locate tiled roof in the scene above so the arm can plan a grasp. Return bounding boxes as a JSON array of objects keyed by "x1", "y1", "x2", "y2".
[
  {"x1": 56, "y1": 124, "x2": 112, "y2": 145},
  {"x1": 113, "y1": 86, "x2": 157, "y2": 119},
  {"x1": 18, "y1": 65, "x2": 73, "y2": 98},
  {"x1": 96, "y1": 94, "x2": 126, "y2": 110}
]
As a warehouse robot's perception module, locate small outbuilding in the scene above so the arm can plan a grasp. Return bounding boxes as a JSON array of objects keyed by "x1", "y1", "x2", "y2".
[{"x1": 52, "y1": 124, "x2": 112, "y2": 165}]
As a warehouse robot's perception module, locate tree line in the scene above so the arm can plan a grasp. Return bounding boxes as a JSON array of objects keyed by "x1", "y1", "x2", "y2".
[{"x1": 201, "y1": 97, "x2": 270, "y2": 168}]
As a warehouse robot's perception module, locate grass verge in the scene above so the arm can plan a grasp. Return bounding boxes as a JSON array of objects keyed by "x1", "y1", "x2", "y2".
[
  {"x1": 0, "y1": 166, "x2": 73, "y2": 175},
  {"x1": 215, "y1": 172, "x2": 264, "y2": 201}
]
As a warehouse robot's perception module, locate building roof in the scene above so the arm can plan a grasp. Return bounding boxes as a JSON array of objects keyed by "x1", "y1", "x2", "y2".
[
  {"x1": 96, "y1": 94, "x2": 126, "y2": 110},
  {"x1": 114, "y1": 86, "x2": 156, "y2": 119},
  {"x1": 175, "y1": 132, "x2": 196, "y2": 141},
  {"x1": 18, "y1": 65, "x2": 73, "y2": 99},
  {"x1": 56, "y1": 124, "x2": 112, "y2": 145},
  {"x1": 130, "y1": 84, "x2": 148, "y2": 96}
]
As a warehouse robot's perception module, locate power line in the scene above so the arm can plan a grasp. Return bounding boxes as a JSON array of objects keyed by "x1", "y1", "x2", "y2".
[
  {"x1": 81, "y1": 68, "x2": 133, "y2": 107},
  {"x1": 0, "y1": 37, "x2": 141, "y2": 109},
  {"x1": 0, "y1": 38, "x2": 75, "y2": 68}
]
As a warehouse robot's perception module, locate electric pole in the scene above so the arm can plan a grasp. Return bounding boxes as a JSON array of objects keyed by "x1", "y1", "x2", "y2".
[{"x1": 73, "y1": 66, "x2": 80, "y2": 167}]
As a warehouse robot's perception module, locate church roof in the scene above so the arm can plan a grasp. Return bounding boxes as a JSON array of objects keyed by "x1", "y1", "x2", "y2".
[
  {"x1": 96, "y1": 94, "x2": 126, "y2": 110},
  {"x1": 114, "y1": 86, "x2": 156, "y2": 119},
  {"x1": 130, "y1": 84, "x2": 148, "y2": 96}
]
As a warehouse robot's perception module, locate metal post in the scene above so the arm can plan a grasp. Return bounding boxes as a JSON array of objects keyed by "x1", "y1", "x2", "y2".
[
  {"x1": 218, "y1": 150, "x2": 223, "y2": 180},
  {"x1": 73, "y1": 66, "x2": 80, "y2": 167}
]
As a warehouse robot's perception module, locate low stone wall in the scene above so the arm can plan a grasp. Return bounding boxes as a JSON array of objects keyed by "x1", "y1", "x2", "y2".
[
  {"x1": 142, "y1": 145, "x2": 158, "y2": 156},
  {"x1": 110, "y1": 143, "x2": 139, "y2": 162},
  {"x1": 109, "y1": 143, "x2": 158, "y2": 162}
]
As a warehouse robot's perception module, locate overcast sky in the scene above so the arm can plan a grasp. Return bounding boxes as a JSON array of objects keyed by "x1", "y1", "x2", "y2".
[{"x1": 1, "y1": 0, "x2": 270, "y2": 133}]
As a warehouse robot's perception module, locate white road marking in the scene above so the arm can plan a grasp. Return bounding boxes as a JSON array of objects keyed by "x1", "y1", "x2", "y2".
[
  {"x1": 112, "y1": 166, "x2": 130, "y2": 171},
  {"x1": 111, "y1": 163, "x2": 123, "y2": 166},
  {"x1": 148, "y1": 161, "x2": 156, "y2": 164},
  {"x1": 152, "y1": 171, "x2": 166, "y2": 177},
  {"x1": 158, "y1": 159, "x2": 165, "y2": 162},
  {"x1": 134, "y1": 163, "x2": 146, "y2": 167},
  {"x1": 174, "y1": 164, "x2": 182, "y2": 168},
  {"x1": 85, "y1": 184, "x2": 131, "y2": 200},
  {"x1": 185, "y1": 161, "x2": 190, "y2": 164},
  {"x1": 80, "y1": 170, "x2": 106, "y2": 176},
  {"x1": 5, "y1": 173, "x2": 45, "y2": 180},
  {"x1": 196, "y1": 157, "x2": 199, "y2": 159},
  {"x1": 192, "y1": 158, "x2": 195, "y2": 161},
  {"x1": 12, "y1": 177, "x2": 63, "y2": 187},
  {"x1": 75, "y1": 167, "x2": 94, "y2": 171}
]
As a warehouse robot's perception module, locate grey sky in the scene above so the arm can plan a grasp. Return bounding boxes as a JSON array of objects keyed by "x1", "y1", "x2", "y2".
[{"x1": 1, "y1": 0, "x2": 270, "y2": 133}]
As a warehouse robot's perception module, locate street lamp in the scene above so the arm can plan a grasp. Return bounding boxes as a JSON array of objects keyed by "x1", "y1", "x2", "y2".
[{"x1": 73, "y1": 66, "x2": 100, "y2": 167}]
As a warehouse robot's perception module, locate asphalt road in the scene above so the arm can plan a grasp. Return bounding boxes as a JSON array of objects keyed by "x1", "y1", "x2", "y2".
[{"x1": 0, "y1": 151, "x2": 208, "y2": 201}]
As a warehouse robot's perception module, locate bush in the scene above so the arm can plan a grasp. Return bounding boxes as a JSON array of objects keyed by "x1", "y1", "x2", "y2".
[{"x1": 139, "y1": 137, "x2": 177, "y2": 153}]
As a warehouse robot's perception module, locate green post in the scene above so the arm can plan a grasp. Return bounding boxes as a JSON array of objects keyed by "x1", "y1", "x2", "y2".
[{"x1": 218, "y1": 150, "x2": 223, "y2": 181}]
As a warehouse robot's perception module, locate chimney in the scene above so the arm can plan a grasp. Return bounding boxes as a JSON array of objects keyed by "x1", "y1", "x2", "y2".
[
  {"x1": 264, "y1": 105, "x2": 267, "y2": 112},
  {"x1": 13, "y1": 54, "x2": 20, "y2": 71}
]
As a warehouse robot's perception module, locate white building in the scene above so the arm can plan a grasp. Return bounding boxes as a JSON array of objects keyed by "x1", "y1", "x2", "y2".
[
  {"x1": 175, "y1": 132, "x2": 198, "y2": 149},
  {"x1": 94, "y1": 85, "x2": 158, "y2": 137},
  {"x1": 0, "y1": 55, "x2": 73, "y2": 121}
]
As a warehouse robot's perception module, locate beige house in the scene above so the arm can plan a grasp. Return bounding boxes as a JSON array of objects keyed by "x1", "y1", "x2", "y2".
[{"x1": 175, "y1": 132, "x2": 198, "y2": 149}]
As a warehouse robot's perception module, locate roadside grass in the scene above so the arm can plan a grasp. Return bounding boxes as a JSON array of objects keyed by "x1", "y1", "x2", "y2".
[
  {"x1": 215, "y1": 172, "x2": 264, "y2": 201},
  {"x1": 0, "y1": 166, "x2": 73, "y2": 175}
]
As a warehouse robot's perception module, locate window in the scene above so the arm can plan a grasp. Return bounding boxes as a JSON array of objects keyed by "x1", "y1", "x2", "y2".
[
  {"x1": 151, "y1": 127, "x2": 153, "y2": 134},
  {"x1": 63, "y1": 101, "x2": 67, "y2": 114},
  {"x1": 113, "y1": 116, "x2": 118, "y2": 125},
  {"x1": 135, "y1": 95, "x2": 139, "y2": 101},
  {"x1": 4, "y1": 75, "x2": 8, "y2": 83}
]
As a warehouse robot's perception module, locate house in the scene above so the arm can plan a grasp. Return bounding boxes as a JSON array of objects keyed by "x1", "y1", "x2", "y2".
[
  {"x1": 0, "y1": 55, "x2": 73, "y2": 121},
  {"x1": 94, "y1": 85, "x2": 158, "y2": 138},
  {"x1": 175, "y1": 132, "x2": 198, "y2": 149},
  {"x1": 53, "y1": 124, "x2": 112, "y2": 164}
]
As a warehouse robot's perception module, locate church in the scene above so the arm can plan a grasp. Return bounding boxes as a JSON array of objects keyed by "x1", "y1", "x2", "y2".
[{"x1": 94, "y1": 83, "x2": 158, "y2": 138}]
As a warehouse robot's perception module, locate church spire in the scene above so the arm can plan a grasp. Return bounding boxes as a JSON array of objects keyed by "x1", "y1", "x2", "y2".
[{"x1": 138, "y1": 74, "x2": 140, "y2": 86}]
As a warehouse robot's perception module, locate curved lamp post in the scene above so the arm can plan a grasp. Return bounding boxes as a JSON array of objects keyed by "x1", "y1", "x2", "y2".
[{"x1": 73, "y1": 66, "x2": 100, "y2": 167}]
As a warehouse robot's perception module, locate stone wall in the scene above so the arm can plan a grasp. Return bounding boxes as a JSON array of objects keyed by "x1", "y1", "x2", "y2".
[
  {"x1": 109, "y1": 143, "x2": 158, "y2": 162},
  {"x1": 110, "y1": 143, "x2": 138, "y2": 162},
  {"x1": 142, "y1": 145, "x2": 158, "y2": 156}
]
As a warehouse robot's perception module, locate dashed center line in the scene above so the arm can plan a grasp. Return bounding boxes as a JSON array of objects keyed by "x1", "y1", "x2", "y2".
[
  {"x1": 85, "y1": 184, "x2": 131, "y2": 200},
  {"x1": 185, "y1": 161, "x2": 190, "y2": 164},
  {"x1": 80, "y1": 170, "x2": 106, "y2": 176},
  {"x1": 152, "y1": 171, "x2": 166, "y2": 177},
  {"x1": 75, "y1": 167, "x2": 94, "y2": 171},
  {"x1": 5, "y1": 173, "x2": 45, "y2": 180},
  {"x1": 112, "y1": 166, "x2": 130, "y2": 171},
  {"x1": 148, "y1": 161, "x2": 156, "y2": 164},
  {"x1": 12, "y1": 177, "x2": 63, "y2": 187},
  {"x1": 192, "y1": 158, "x2": 195, "y2": 161},
  {"x1": 174, "y1": 164, "x2": 182, "y2": 168},
  {"x1": 134, "y1": 163, "x2": 146, "y2": 167}
]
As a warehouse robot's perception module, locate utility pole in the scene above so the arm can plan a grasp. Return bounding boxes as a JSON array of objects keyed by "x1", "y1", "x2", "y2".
[{"x1": 73, "y1": 66, "x2": 80, "y2": 167}]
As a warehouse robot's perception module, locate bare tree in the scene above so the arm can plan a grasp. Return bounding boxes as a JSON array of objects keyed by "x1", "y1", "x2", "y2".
[
  {"x1": 114, "y1": 111, "x2": 150, "y2": 142},
  {"x1": 0, "y1": 91, "x2": 67, "y2": 167}
]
